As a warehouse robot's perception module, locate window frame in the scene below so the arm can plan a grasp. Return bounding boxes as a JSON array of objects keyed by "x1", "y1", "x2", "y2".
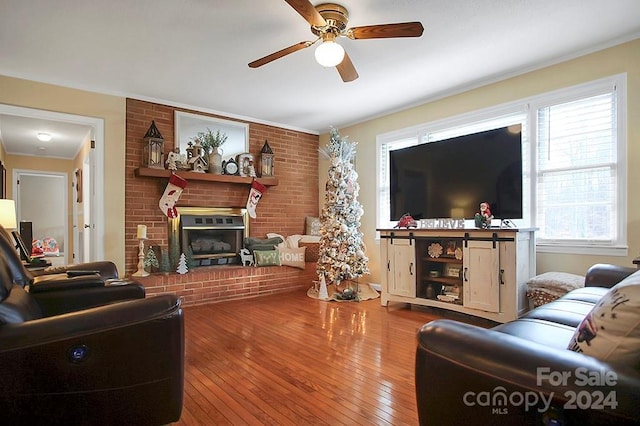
[
  {"x1": 376, "y1": 74, "x2": 627, "y2": 256},
  {"x1": 528, "y1": 75, "x2": 627, "y2": 255}
]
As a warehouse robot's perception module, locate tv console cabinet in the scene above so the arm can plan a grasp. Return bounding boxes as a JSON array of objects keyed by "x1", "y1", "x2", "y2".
[{"x1": 378, "y1": 227, "x2": 536, "y2": 323}]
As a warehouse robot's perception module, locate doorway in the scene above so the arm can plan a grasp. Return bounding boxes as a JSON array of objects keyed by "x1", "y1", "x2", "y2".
[{"x1": 0, "y1": 104, "x2": 105, "y2": 263}]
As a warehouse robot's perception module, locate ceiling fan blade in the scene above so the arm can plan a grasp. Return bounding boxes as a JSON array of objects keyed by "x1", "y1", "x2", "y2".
[
  {"x1": 283, "y1": 0, "x2": 327, "y2": 27},
  {"x1": 336, "y1": 52, "x2": 358, "y2": 82},
  {"x1": 248, "y1": 41, "x2": 311, "y2": 68},
  {"x1": 348, "y1": 22, "x2": 424, "y2": 39}
]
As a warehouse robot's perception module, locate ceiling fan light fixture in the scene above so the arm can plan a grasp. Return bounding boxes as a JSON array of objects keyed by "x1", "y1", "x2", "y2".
[
  {"x1": 315, "y1": 40, "x2": 345, "y2": 67},
  {"x1": 37, "y1": 132, "x2": 52, "y2": 142}
]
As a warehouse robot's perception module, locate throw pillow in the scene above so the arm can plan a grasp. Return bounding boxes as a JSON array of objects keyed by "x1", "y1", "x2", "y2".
[
  {"x1": 266, "y1": 233, "x2": 287, "y2": 249},
  {"x1": 244, "y1": 237, "x2": 284, "y2": 253},
  {"x1": 567, "y1": 271, "x2": 640, "y2": 368},
  {"x1": 253, "y1": 250, "x2": 281, "y2": 267},
  {"x1": 286, "y1": 234, "x2": 303, "y2": 248},
  {"x1": 278, "y1": 246, "x2": 306, "y2": 269},
  {"x1": 305, "y1": 216, "x2": 322, "y2": 236},
  {"x1": 299, "y1": 242, "x2": 320, "y2": 263}
]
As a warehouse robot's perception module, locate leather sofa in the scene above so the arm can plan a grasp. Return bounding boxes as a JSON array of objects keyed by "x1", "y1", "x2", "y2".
[
  {"x1": 416, "y1": 264, "x2": 640, "y2": 425},
  {"x1": 0, "y1": 250, "x2": 184, "y2": 425}
]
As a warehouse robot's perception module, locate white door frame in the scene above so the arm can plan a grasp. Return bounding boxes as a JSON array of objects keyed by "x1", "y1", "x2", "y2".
[
  {"x1": 82, "y1": 152, "x2": 93, "y2": 261},
  {"x1": 0, "y1": 104, "x2": 105, "y2": 262}
]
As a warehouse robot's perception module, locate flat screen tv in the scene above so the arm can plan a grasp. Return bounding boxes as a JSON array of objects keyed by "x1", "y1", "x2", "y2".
[{"x1": 389, "y1": 125, "x2": 523, "y2": 221}]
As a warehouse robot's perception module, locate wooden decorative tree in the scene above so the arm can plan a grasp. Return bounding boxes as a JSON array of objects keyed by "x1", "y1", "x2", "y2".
[
  {"x1": 143, "y1": 247, "x2": 159, "y2": 273},
  {"x1": 176, "y1": 253, "x2": 188, "y2": 274}
]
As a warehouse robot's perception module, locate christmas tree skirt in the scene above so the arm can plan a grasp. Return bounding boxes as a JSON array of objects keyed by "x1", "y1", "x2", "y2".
[{"x1": 307, "y1": 282, "x2": 380, "y2": 302}]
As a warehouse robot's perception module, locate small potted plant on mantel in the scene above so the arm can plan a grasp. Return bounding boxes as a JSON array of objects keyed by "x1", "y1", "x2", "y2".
[{"x1": 193, "y1": 128, "x2": 228, "y2": 174}]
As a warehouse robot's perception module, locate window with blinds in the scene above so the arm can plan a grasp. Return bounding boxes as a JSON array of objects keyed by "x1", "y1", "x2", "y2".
[
  {"x1": 376, "y1": 74, "x2": 626, "y2": 254},
  {"x1": 535, "y1": 90, "x2": 619, "y2": 245}
]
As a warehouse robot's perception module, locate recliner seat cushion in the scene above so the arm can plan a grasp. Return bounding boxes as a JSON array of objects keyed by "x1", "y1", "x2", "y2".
[
  {"x1": 522, "y1": 298, "x2": 596, "y2": 328},
  {"x1": 493, "y1": 318, "x2": 577, "y2": 350}
]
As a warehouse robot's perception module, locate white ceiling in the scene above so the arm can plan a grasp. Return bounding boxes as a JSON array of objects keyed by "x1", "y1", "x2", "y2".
[
  {"x1": 1, "y1": 0, "x2": 639, "y2": 158},
  {"x1": 0, "y1": 115, "x2": 92, "y2": 159}
]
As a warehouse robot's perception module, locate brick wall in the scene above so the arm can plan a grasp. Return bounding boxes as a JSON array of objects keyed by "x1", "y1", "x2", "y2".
[{"x1": 125, "y1": 98, "x2": 319, "y2": 305}]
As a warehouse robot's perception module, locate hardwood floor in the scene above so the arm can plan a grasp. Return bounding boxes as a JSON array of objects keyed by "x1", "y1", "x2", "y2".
[{"x1": 174, "y1": 289, "x2": 444, "y2": 425}]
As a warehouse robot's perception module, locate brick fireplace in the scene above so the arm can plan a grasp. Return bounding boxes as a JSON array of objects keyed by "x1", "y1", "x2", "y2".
[{"x1": 125, "y1": 98, "x2": 320, "y2": 305}]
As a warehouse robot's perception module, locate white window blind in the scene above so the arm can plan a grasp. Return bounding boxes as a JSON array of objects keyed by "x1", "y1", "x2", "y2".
[
  {"x1": 377, "y1": 136, "x2": 418, "y2": 228},
  {"x1": 536, "y1": 91, "x2": 618, "y2": 244}
]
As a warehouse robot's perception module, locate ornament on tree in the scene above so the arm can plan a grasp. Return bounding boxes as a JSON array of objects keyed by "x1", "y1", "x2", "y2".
[
  {"x1": 159, "y1": 173, "x2": 187, "y2": 218},
  {"x1": 176, "y1": 253, "x2": 188, "y2": 274},
  {"x1": 316, "y1": 127, "x2": 370, "y2": 289},
  {"x1": 246, "y1": 180, "x2": 266, "y2": 219}
]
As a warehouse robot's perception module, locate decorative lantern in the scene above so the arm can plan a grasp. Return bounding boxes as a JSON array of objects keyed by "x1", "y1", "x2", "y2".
[
  {"x1": 143, "y1": 120, "x2": 165, "y2": 169},
  {"x1": 259, "y1": 140, "x2": 274, "y2": 177}
]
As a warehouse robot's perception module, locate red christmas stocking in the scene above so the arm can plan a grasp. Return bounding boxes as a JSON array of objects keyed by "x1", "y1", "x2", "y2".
[
  {"x1": 159, "y1": 174, "x2": 187, "y2": 218},
  {"x1": 246, "y1": 180, "x2": 266, "y2": 219}
]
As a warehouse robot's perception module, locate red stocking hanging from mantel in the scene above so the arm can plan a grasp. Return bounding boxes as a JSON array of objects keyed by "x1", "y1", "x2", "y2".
[
  {"x1": 159, "y1": 173, "x2": 187, "y2": 218},
  {"x1": 246, "y1": 180, "x2": 266, "y2": 219}
]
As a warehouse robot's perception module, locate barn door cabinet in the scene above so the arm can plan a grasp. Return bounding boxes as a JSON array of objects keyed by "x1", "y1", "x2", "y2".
[
  {"x1": 378, "y1": 228, "x2": 536, "y2": 323},
  {"x1": 381, "y1": 235, "x2": 416, "y2": 301}
]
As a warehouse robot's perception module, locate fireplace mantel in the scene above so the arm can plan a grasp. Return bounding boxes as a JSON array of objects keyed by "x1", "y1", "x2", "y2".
[{"x1": 135, "y1": 167, "x2": 278, "y2": 186}]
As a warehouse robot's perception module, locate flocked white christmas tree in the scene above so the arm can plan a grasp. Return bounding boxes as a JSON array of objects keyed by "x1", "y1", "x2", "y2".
[
  {"x1": 176, "y1": 253, "x2": 188, "y2": 274},
  {"x1": 316, "y1": 127, "x2": 369, "y2": 294}
]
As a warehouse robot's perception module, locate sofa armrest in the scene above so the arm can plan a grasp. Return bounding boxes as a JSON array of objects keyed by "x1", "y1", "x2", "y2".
[
  {"x1": 415, "y1": 319, "x2": 640, "y2": 425},
  {"x1": 33, "y1": 261, "x2": 119, "y2": 280},
  {"x1": 31, "y1": 281, "x2": 146, "y2": 316},
  {"x1": 584, "y1": 263, "x2": 637, "y2": 288},
  {"x1": 28, "y1": 274, "x2": 105, "y2": 293},
  {"x1": 0, "y1": 294, "x2": 183, "y2": 425},
  {"x1": 0, "y1": 295, "x2": 179, "y2": 348}
]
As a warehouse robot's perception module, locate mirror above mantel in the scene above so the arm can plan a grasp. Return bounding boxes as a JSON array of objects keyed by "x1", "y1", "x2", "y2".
[{"x1": 174, "y1": 111, "x2": 249, "y2": 161}]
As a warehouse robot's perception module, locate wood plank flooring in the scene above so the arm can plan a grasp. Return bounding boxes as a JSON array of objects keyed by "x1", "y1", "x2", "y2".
[{"x1": 174, "y1": 288, "x2": 447, "y2": 425}]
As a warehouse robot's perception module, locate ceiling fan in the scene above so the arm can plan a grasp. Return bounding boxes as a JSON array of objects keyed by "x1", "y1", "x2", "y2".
[{"x1": 248, "y1": 1, "x2": 424, "y2": 82}]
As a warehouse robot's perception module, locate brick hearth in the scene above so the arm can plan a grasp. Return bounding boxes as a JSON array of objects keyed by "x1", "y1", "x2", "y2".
[
  {"x1": 125, "y1": 98, "x2": 320, "y2": 305},
  {"x1": 137, "y1": 263, "x2": 318, "y2": 306}
]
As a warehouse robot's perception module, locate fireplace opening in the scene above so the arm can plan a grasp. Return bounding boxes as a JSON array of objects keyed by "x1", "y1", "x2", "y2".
[{"x1": 169, "y1": 207, "x2": 249, "y2": 267}]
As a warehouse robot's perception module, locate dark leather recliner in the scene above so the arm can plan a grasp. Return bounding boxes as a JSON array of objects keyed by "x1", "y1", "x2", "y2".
[
  {"x1": 415, "y1": 264, "x2": 640, "y2": 425},
  {"x1": 0, "y1": 251, "x2": 184, "y2": 425}
]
